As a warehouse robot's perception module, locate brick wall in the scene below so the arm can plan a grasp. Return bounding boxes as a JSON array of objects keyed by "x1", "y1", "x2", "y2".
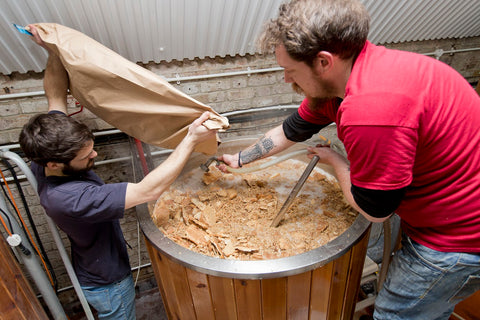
[{"x1": 0, "y1": 36, "x2": 479, "y2": 307}]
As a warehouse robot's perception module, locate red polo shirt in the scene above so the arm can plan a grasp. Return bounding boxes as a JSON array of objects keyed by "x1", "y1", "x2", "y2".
[{"x1": 298, "y1": 41, "x2": 480, "y2": 252}]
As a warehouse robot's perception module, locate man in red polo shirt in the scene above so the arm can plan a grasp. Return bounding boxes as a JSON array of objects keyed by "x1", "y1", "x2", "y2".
[{"x1": 220, "y1": 0, "x2": 480, "y2": 319}]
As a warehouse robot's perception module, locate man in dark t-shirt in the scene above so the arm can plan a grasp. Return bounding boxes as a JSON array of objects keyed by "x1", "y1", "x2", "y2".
[{"x1": 20, "y1": 25, "x2": 217, "y2": 320}]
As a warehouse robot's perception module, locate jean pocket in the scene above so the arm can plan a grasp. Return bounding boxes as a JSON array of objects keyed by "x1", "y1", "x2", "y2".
[
  {"x1": 406, "y1": 238, "x2": 459, "y2": 272},
  {"x1": 82, "y1": 287, "x2": 112, "y2": 313},
  {"x1": 449, "y1": 275, "x2": 480, "y2": 303}
]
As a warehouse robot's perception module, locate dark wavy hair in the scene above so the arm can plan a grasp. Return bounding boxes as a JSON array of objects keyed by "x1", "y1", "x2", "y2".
[
  {"x1": 19, "y1": 113, "x2": 94, "y2": 167},
  {"x1": 258, "y1": 0, "x2": 370, "y2": 66}
]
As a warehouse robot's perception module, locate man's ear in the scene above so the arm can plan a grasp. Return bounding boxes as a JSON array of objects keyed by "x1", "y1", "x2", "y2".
[
  {"x1": 46, "y1": 161, "x2": 64, "y2": 171},
  {"x1": 314, "y1": 51, "x2": 334, "y2": 73}
]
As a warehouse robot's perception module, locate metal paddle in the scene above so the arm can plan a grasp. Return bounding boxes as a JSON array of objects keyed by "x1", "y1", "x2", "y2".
[{"x1": 270, "y1": 155, "x2": 320, "y2": 227}]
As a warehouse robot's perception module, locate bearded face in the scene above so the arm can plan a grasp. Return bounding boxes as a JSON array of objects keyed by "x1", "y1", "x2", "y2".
[{"x1": 62, "y1": 158, "x2": 95, "y2": 176}]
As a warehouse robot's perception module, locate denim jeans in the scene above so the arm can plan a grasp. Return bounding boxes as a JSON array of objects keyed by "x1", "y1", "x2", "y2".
[
  {"x1": 81, "y1": 274, "x2": 136, "y2": 320},
  {"x1": 374, "y1": 235, "x2": 480, "y2": 320}
]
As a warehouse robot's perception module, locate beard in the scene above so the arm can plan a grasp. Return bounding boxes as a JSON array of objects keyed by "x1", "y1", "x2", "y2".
[
  {"x1": 62, "y1": 159, "x2": 95, "y2": 176},
  {"x1": 291, "y1": 82, "x2": 337, "y2": 111},
  {"x1": 291, "y1": 82, "x2": 304, "y2": 95}
]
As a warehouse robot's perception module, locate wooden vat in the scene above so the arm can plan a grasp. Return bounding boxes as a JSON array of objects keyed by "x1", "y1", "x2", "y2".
[{"x1": 138, "y1": 137, "x2": 371, "y2": 320}]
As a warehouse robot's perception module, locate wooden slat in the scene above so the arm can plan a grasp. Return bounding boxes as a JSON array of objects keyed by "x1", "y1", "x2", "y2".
[
  {"x1": 342, "y1": 229, "x2": 370, "y2": 319},
  {"x1": 310, "y1": 262, "x2": 334, "y2": 320},
  {"x1": 452, "y1": 290, "x2": 480, "y2": 320},
  {"x1": 262, "y1": 277, "x2": 287, "y2": 320},
  {"x1": 0, "y1": 280, "x2": 24, "y2": 320},
  {"x1": 145, "y1": 239, "x2": 175, "y2": 319},
  {"x1": 186, "y1": 268, "x2": 215, "y2": 320},
  {"x1": 164, "y1": 253, "x2": 197, "y2": 319},
  {"x1": 0, "y1": 237, "x2": 48, "y2": 320},
  {"x1": 328, "y1": 250, "x2": 352, "y2": 320},
  {"x1": 287, "y1": 271, "x2": 312, "y2": 319},
  {"x1": 209, "y1": 276, "x2": 237, "y2": 320},
  {"x1": 234, "y1": 279, "x2": 262, "y2": 320}
]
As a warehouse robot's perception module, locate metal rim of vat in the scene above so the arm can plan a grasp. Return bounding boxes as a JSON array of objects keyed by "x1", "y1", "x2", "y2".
[{"x1": 137, "y1": 137, "x2": 371, "y2": 279}]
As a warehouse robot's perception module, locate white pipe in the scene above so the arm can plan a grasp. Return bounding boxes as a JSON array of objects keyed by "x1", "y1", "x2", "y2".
[
  {"x1": 0, "y1": 194, "x2": 67, "y2": 320},
  {"x1": 0, "y1": 105, "x2": 300, "y2": 173},
  {"x1": 0, "y1": 66, "x2": 284, "y2": 101},
  {"x1": 0, "y1": 90, "x2": 45, "y2": 100},
  {"x1": 1, "y1": 46, "x2": 479, "y2": 101},
  {"x1": 424, "y1": 47, "x2": 480, "y2": 59},
  {"x1": 56, "y1": 262, "x2": 152, "y2": 294},
  {"x1": 0, "y1": 150, "x2": 95, "y2": 320},
  {"x1": 165, "y1": 67, "x2": 283, "y2": 84}
]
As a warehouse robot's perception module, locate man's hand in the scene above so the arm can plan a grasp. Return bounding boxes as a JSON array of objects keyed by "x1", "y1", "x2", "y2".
[
  {"x1": 216, "y1": 153, "x2": 239, "y2": 172},
  {"x1": 26, "y1": 24, "x2": 51, "y2": 52},
  {"x1": 186, "y1": 112, "x2": 218, "y2": 145},
  {"x1": 306, "y1": 144, "x2": 343, "y2": 166}
]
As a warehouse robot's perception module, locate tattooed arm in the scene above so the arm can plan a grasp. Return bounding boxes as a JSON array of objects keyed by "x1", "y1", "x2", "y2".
[{"x1": 219, "y1": 125, "x2": 296, "y2": 169}]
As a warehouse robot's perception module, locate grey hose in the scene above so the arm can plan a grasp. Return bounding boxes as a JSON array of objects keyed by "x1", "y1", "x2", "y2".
[
  {"x1": 226, "y1": 149, "x2": 309, "y2": 173},
  {"x1": 378, "y1": 218, "x2": 392, "y2": 291}
]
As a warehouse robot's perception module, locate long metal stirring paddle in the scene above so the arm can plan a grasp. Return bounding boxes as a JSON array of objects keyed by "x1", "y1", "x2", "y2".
[{"x1": 270, "y1": 155, "x2": 320, "y2": 227}]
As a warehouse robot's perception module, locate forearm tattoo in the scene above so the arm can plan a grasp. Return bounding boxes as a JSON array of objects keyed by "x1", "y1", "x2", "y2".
[{"x1": 241, "y1": 135, "x2": 275, "y2": 165}]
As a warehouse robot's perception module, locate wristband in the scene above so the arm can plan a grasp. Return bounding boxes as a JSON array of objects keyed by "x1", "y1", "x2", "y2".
[{"x1": 238, "y1": 151, "x2": 242, "y2": 167}]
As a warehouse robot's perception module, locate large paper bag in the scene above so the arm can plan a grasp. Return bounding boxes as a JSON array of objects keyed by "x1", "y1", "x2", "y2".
[{"x1": 34, "y1": 23, "x2": 229, "y2": 155}]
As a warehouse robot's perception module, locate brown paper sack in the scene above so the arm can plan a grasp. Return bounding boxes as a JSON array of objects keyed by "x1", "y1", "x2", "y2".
[{"x1": 34, "y1": 23, "x2": 229, "y2": 155}]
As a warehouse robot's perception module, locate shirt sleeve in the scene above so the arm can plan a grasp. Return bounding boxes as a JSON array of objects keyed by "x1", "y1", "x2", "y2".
[
  {"x1": 283, "y1": 111, "x2": 327, "y2": 142},
  {"x1": 283, "y1": 97, "x2": 340, "y2": 141},
  {"x1": 342, "y1": 125, "x2": 417, "y2": 190},
  {"x1": 351, "y1": 184, "x2": 406, "y2": 218}
]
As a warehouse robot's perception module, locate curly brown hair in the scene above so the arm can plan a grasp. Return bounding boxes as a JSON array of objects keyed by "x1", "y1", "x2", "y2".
[{"x1": 258, "y1": 0, "x2": 370, "y2": 66}]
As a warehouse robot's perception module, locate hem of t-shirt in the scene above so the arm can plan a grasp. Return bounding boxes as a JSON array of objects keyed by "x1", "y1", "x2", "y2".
[
  {"x1": 408, "y1": 234, "x2": 480, "y2": 254},
  {"x1": 351, "y1": 178, "x2": 412, "y2": 191},
  {"x1": 79, "y1": 271, "x2": 132, "y2": 288},
  {"x1": 48, "y1": 110, "x2": 67, "y2": 115}
]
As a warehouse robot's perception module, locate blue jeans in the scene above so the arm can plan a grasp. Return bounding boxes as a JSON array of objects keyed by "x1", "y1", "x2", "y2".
[
  {"x1": 374, "y1": 235, "x2": 480, "y2": 320},
  {"x1": 81, "y1": 274, "x2": 136, "y2": 320}
]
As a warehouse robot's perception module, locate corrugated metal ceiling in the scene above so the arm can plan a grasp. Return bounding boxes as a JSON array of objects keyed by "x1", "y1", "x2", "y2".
[{"x1": 1, "y1": 0, "x2": 479, "y2": 75}]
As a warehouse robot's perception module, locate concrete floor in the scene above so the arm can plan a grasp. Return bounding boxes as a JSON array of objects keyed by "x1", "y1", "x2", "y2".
[{"x1": 133, "y1": 288, "x2": 168, "y2": 320}]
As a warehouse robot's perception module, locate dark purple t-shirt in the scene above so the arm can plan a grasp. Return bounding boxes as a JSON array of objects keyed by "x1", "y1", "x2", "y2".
[{"x1": 31, "y1": 161, "x2": 130, "y2": 286}]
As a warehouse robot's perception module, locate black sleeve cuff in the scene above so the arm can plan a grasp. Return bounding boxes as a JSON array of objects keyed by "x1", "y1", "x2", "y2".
[
  {"x1": 351, "y1": 184, "x2": 406, "y2": 218},
  {"x1": 282, "y1": 111, "x2": 327, "y2": 142}
]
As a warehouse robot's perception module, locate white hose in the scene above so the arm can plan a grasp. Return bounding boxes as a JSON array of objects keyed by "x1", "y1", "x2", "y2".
[{"x1": 226, "y1": 149, "x2": 309, "y2": 173}]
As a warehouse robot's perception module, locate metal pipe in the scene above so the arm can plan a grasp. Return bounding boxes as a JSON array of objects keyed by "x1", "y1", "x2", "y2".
[
  {"x1": 0, "y1": 150, "x2": 95, "y2": 320},
  {"x1": 0, "y1": 105, "x2": 300, "y2": 174},
  {"x1": 166, "y1": 67, "x2": 283, "y2": 84},
  {"x1": 424, "y1": 47, "x2": 480, "y2": 59},
  {"x1": 0, "y1": 66, "x2": 284, "y2": 101},
  {"x1": 0, "y1": 90, "x2": 45, "y2": 100},
  {"x1": 0, "y1": 193, "x2": 67, "y2": 320},
  {"x1": 56, "y1": 262, "x2": 152, "y2": 294},
  {"x1": 1, "y1": 45, "x2": 479, "y2": 101}
]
